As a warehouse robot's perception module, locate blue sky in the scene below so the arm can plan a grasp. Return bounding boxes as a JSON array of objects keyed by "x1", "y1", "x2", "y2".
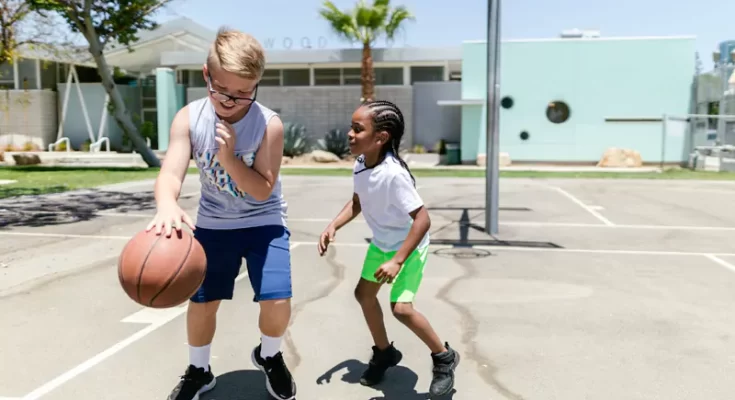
[{"x1": 157, "y1": 0, "x2": 734, "y2": 70}]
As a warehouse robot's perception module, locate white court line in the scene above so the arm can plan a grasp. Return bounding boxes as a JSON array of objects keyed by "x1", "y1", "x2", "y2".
[
  {"x1": 52, "y1": 213, "x2": 735, "y2": 233},
  {"x1": 3, "y1": 230, "x2": 735, "y2": 257},
  {"x1": 496, "y1": 221, "x2": 735, "y2": 232},
  {"x1": 552, "y1": 186, "x2": 615, "y2": 226},
  {"x1": 293, "y1": 218, "x2": 735, "y2": 232},
  {"x1": 704, "y1": 254, "x2": 735, "y2": 274},
  {"x1": 0, "y1": 231, "x2": 131, "y2": 240},
  {"x1": 298, "y1": 241, "x2": 735, "y2": 258},
  {"x1": 22, "y1": 243, "x2": 300, "y2": 400}
]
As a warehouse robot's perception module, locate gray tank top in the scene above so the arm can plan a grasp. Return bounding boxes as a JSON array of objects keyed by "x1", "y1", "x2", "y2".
[{"x1": 188, "y1": 97, "x2": 287, "y2": 230}]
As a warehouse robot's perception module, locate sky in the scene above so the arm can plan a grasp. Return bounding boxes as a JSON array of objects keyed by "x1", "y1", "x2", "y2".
[{"x1": 156, "y1": 0, "x2": 735, "y2": 70}]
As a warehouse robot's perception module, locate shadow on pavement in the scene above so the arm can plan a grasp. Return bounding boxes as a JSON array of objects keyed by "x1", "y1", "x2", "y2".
[
  {"x1": 317, "y1": 359, "x2": 456, "y2": 400},
  {"x1": 0, "y1": 189, "x2": 156, "y2": 228},
  {"x1": 200, "y1": 369, "x2": 270, "y2": 400}
]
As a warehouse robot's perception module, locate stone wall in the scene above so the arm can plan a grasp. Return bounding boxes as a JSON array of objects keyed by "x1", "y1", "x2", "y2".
[
  {"x1": 187, "y1": 85, "x2": 415, "y2": 149},
  {"x1": 0, "y1": 90, "x2": 57, "y2": 149}
]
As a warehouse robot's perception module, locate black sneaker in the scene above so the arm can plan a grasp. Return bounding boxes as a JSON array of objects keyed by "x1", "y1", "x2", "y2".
[
  {"x1": 167, "y1": 364, "x2": 216, "y2": 400},
  {"x1": 360, "y1": 342, "x2": 403, "y2": 386},
  {"x1": 429, "y1": 342, "x2": 460, "y2": 396},
  {"x1": 251, "y1": 344, "x2": 297, "y2": 400}
]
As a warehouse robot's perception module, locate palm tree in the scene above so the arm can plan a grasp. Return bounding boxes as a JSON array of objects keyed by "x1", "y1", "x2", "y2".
[{"x1": 319, "y1": 0, "x2": 414, "y2": 102}]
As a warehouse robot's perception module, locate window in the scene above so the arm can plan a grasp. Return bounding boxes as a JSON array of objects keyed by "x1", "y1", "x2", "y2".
[
  {"x1": 260, "y1": 69, "x2": 281, "y2": 86},
  {"x1": 375, "y1": 67, "x2": 403, "y2": 85},
  {"x1": 546, "y1": 101, "x2": 570, "y2": 124},
  {"x1": 0, "y1": 62, "x2": 14, "y2": 88},
  {"x1": 189, "y1": 70, "x2": 207, "y2": 87},
  {"x1": 314, "y1": 68, "x2": 340, "y2": 86},
  {"x1": 410, "y1": 66, "x2": 444, "y2": 83},
  {"x1": 343, "y1": 68, "x2": 361, "y2": 85},
  {"x1": 140, "y1": 77, "x2": 157, "y2": 109},
  {"x1": 17, "y1": 59, "x2": 38, "y2": 89},
  {"x1": 282, "y1": 69, "x2": 310, "y2": 86}
]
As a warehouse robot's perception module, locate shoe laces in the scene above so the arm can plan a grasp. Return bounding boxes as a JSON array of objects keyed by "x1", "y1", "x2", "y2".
[{"x1": 181, "y1": 366, "x2": 205, "y2": 382}]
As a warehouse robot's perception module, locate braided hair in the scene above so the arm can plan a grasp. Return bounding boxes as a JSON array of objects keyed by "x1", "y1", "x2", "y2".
[{"x1": 364, "y1": 100, "x2": 415, "y2": 186}]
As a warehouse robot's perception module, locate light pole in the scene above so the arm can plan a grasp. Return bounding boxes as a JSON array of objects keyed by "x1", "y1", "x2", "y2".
[{"x1": 485, "y1": 0, "x2": 501, "y2": 235}]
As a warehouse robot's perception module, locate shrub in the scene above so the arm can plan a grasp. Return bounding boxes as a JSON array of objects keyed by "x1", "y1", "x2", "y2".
[
  {"x1": 282, "y1": 122, "x2": 310, "y2": 157},
  {"x1": 318, "y1": 128, "x2": 351, "y2": 159},
  {"x1": 22, "y1": 141, "x2": 40, "y2": 151}
]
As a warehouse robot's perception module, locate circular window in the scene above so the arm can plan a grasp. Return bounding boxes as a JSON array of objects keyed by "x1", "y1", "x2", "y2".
[
  {"x1": 520, "y1": 131, "x2": 529, "y2": 141},
  {"x1": 500, "y1": 96, "x2": 514, "y2": 109},
  {"x1": 546, "y1": 101, "x2": 570, "y2": 124}
]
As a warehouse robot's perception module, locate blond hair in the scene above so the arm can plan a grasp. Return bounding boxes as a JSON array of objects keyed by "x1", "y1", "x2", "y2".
[{"x1": 207, "y1": 26, "x2": 266, "y2": 80}]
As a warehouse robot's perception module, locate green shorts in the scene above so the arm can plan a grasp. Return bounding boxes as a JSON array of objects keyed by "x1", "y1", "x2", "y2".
[{"x1": 360, "y1": 243, "x2": 428, "y2": 303}]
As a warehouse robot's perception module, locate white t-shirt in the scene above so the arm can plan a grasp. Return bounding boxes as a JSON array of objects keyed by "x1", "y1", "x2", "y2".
[{"x1": 353, "y1": 153, "x2": 430, "y2": 252}]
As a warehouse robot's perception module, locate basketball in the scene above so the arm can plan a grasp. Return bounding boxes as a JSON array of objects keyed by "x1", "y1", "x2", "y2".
[{"x1": 118, "y1": 229, "x2": 207, "y2": 308}]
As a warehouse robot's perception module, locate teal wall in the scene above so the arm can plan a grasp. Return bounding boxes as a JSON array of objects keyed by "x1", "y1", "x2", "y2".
[
  {"x1": 461, "y1": 37, "x2": 697, "y2": 163},
  {"x1": 155, "y1": 68, "x2": 177, "y2": 152}
]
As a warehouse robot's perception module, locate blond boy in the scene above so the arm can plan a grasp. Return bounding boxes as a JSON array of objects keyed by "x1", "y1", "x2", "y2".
[{"x1": 147, "y1": 27, "x2": 296, "y2": 400}]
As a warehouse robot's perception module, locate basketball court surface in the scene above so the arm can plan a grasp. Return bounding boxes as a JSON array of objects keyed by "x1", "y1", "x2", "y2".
[{"x1": 2, "y1": 174, "x2": 735, "y2": 399}]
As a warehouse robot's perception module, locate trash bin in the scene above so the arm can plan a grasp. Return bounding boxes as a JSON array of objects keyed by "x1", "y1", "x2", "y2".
[{"x1": 445, "y1": 143, "x2": 461, "y2": 165}]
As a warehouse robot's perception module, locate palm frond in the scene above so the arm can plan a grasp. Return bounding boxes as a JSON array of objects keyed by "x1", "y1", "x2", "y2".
[
  {"x1": 384, "y1": 6, "x2": 414, "y2": 40},
  {"x1": 319, "y1": 0, "x2": 362, "y2": 43}
]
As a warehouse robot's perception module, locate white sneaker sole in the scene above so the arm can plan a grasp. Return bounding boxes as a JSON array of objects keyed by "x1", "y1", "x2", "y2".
[
  {"x1": 190, "y1": 377, "x2": 216, "y2": 400},
  {"x1": 250, "y1": 349, "x2": 296, "y2": 400}
]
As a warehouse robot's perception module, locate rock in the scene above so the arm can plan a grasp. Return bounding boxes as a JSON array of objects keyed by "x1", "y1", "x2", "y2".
[
  {"x1": 309, "y1": 150, "x2": 341, "y2": 163},
  {"x1": 597, "y1": 148, "x2": 643, "y2": 168},
  {"x1": 476, "y1": 152, "x2": 511, "y2": 167},
  {"x1": 12, "y1": 153, "x2": 41, "y2": 166}
]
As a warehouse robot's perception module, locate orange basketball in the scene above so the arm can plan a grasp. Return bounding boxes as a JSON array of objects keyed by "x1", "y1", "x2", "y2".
[{"x1": 118, "y1": 229, "x2": 207, "y2": 308}]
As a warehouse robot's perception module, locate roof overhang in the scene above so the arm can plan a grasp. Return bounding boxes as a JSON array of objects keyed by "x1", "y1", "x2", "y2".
[{"x1": 161, "y1": 46, "x2": 462, "y2": 67}]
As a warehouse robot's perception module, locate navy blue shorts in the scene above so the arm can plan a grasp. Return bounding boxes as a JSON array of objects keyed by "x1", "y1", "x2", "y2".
[{"x1": 190, "y1": 225, "x2": 292, "y2": 303}]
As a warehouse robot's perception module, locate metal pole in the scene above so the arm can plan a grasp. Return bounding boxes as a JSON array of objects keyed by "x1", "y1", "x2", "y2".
[
  {"x1": 485, "y1": 0, "x2": 501, "y2": 235},
  {"x1": 660, "y1": 113, "x2": 667, "y2": 171}
]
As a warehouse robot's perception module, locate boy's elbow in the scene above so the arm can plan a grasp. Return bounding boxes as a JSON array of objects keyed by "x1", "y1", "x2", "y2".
[{"x1": 251, "y1": 184, "x2": 275, "y2": 202}]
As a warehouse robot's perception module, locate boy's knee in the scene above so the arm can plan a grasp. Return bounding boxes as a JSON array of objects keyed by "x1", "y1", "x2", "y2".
[
  {"x1": 391, "y1": 302, "x2": 414, "y2": 321},
  {"x1": 188, "y1": 300, "x2": 221, "y2": 318}
]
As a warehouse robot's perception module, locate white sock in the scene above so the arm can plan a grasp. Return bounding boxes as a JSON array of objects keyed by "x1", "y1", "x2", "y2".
[
  {"x1": 189, "y1": 344, "x2": 211, "y2": 371},
  {"x1": 260, "y1": 334, "x2": 282, "y2": 358}
]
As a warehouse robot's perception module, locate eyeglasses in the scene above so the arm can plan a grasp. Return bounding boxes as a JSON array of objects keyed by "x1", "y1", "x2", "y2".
[{"x1": 207, "y1": 73, "x2": 258, "y2": 105}]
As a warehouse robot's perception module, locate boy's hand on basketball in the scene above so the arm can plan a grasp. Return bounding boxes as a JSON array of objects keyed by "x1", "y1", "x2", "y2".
[
  {"x1": 374, "y1": 259, "x2": 401, "y2": 284},
  {"x1": 318, "y1": 225, "x2": 336, "y2": 256},
  {"x1": 215, "y1": 122, "x2": 236, "y2": 162},
  {"x1": 146, "y1": 204, "x2": 195, "y2": 237}
]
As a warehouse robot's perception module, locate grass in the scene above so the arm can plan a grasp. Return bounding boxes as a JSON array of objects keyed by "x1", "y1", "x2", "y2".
[
  {"x1": 1, "y1": 165, "x2": 735, "y2": 199},
  {"x1": 0, "y1": 166, "x2": 162, "y2": 199}
]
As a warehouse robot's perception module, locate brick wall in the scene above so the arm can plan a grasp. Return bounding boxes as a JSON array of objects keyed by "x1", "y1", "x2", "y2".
[
  {"x1": 187, "y1": 86, "x2": 414, "y2": 149},
  {"x1": 0, "y1": 90, "x2": 57, "y2": 149}
]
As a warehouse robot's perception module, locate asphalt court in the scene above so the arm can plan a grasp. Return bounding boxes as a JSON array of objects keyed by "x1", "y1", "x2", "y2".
[{"x1": 2, "y1": 175, "x2": 735, "y2": 399}]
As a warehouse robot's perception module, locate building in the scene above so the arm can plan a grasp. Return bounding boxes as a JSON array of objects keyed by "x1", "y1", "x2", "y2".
[
  {"x1": 456, "y1": 34, "x2": 698, "y2": 164},
  {"x1": 1, "y1": 17, "x2": 709, "y2": 166}
]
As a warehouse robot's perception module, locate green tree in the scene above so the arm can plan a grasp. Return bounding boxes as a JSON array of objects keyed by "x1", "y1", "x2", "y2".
[
  {"x1": 0, "y1": 0, "x2": 67, "y2": 67},
  {"x1": 318, "y1": 0, "x2": 413, "y2": 102},
  {"x1": 28, "y1": 0, "x2": 173, "y2": 167}
]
